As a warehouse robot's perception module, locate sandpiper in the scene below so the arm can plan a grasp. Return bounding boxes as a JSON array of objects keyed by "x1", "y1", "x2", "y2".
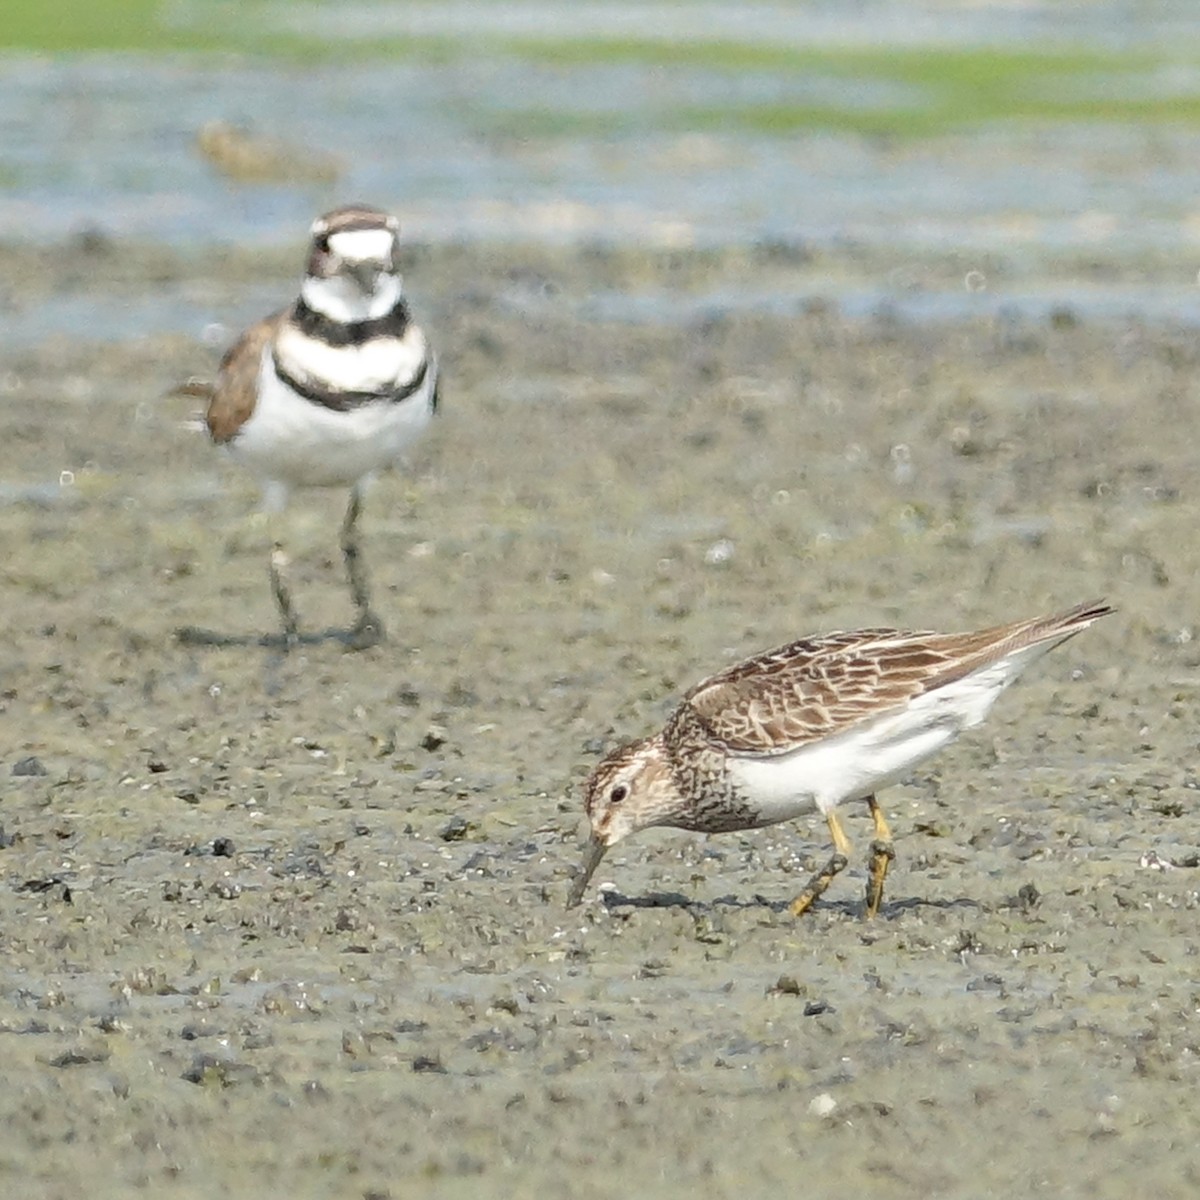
[
  {"x1": 194, "y1": 204, "x2": 438, "y2": 649},
  {"x1": 568, "y1": 601, "x2": 1112, "y2": 916}
]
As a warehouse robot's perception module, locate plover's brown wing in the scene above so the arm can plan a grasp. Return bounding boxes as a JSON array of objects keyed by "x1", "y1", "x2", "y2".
[
  {"x1": 683, "y1": 601, "x2": 1113, "y2": 755},
  {"x1": 205, "y1": 310, "x2": 286, "y2": 444}
]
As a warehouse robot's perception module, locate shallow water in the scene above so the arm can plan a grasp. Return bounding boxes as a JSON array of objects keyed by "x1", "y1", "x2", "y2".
[
  {"x1": 261, "y1": 0, "x2": 1200, "y2": 48},
  {"x1": 9, "y1": 261, "x2": 1200, "y2": 353},
  {"x1": 5, "y1": 1, "x2": 1200, "y2": 345},
  {"x1": 5, "y1": 54, "x2": 1200, "y2": 256}
]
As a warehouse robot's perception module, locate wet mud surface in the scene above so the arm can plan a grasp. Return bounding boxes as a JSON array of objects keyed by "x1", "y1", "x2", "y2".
[{"x1": 1, "y1": 241, "x2": 1199, "y2": 1197}]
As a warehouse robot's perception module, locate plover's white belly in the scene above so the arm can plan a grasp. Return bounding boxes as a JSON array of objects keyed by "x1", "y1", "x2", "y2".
[
  {"x1": 229, "y1": 348, "x2": 435, "y2": 488},
  {"x1": 726, "y1": 654, "x2": 1027, "y2": 824}
]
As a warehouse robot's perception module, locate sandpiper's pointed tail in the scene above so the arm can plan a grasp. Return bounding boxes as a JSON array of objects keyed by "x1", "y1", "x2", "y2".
[
  {"x1": 923, "y1": 600, "x2": 1113, "y2": 698},
  {"x1": 1021, "y1": 600, "x2": 1115, "y2": 642}
]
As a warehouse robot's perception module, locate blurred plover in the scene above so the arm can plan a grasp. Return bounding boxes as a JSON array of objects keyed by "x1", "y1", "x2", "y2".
[{"x1": 197, "y1": 204, "x2": 438, "y2": 649}]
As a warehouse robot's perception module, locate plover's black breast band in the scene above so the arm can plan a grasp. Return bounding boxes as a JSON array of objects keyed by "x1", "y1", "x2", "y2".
[
  {"x1": 291, "y1": 298, "x2": 411, "y2": 347},
  {"x1": 272, "y1": 353, "x2": 431, "y2": 413}
]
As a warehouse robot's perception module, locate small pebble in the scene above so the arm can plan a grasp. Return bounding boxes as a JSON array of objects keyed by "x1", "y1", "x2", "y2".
[
  {"x1": 421, "y1": 726, "x2": 447, "y2": 752},
  {"x1": 440, "y1": 816, "x2": 472, "y2": 842},
  {"x1": 768, "y1": 975, "x2": 804, "y2": 997},
  {"x1": 703, "y1": 538, "x2": 735, "y2": 566}
]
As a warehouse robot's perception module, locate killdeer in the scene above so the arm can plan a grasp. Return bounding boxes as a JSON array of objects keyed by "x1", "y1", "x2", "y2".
[{"x1": 197, "y1": 204, "x2": 438, "y2": 649}]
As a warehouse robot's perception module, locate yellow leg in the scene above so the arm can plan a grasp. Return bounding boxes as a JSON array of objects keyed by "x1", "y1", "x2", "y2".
[
  {"x1": 790, "y1": 809, "x2": 851, "y2": 917},
  {"x1": 864, "y1": 794, "x2": 896, "y2": 919}
]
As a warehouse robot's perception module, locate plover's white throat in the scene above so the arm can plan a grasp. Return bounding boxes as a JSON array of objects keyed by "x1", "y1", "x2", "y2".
[
  {"x1": 195, "y1": 204, "x2": 439, "y2": 648},
  {"x1": 569, "y1": 601, "x2": 1113, "y2": 916}
]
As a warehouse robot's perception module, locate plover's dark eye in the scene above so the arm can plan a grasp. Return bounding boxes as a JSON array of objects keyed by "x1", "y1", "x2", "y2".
[
  {"x1": 609, "y1": 784, "x2": 628, "y2": 805},
  {"x1": 307, "y1": 235, "x2": 333, "y2": 276}
]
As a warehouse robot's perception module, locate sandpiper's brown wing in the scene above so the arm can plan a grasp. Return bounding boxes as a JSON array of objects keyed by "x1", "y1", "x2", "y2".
[
  {"x1": 205, "y1": 310, "x2": 286, "y2": 444},
  {"x1": 683, "y1": 602, "x2": 1112, "y2": 756}
]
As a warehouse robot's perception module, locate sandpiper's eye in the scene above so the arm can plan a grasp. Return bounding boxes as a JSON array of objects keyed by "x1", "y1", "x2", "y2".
[{"x1": 609, "y1": 784, "x2": 628, "y2": 805}]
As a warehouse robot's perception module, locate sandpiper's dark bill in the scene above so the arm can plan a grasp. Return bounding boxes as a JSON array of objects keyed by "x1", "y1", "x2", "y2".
[{"x1": 567, "y1": 836, "x2": 608, "y2": 908}]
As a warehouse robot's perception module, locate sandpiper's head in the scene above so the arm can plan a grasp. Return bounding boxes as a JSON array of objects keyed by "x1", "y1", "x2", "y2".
[
  {"x1": 567, "y1": 736, "x2": 681, "y2": 907},
  {"x1": 301, "y1": 205, "x2": 403, "y2": 321}
]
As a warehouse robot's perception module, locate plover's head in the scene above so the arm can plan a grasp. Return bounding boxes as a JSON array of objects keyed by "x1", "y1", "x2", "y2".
[
  {"x1": 300, "y1": 204, "x2": 403, "y2": 322},
  {"x1": 567, "y1": 735, "x2": 683, "y2": 906}
]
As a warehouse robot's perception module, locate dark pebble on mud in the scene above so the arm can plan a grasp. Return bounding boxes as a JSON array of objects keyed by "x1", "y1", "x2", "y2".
[
  {"x1": 181, "y1": 1021, "x2": 219, "y2": 1041},
  {"x1": 421, "y1": 726, "x2": 447, "y2": 751},
  {"x1": 440, "y1": 816, "x2": 473, "y2": 842},
  {"x1": 44, "y1": 1043, "x2": 111, "y2": 1068},
  {"x1": 182, "y1": 1052, "x2": 258, "y2": 1087},
  {"x1": 767, "y1": 975, "x2": 805, "y2": 997},
  {"x1": 16, "y1": 877, "x2": 71, "y2": 903},
  {"x1": 11, "y1": 756, "x2": 47, "y2": 776}
]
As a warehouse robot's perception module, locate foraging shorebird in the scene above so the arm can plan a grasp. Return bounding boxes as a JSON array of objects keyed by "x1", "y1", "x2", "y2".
[{"x1": 569, "y1": 601, "x2": 1113, "y2": 916}]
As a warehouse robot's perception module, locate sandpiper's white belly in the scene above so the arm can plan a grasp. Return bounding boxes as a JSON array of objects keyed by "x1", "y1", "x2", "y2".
[
  {"x1": 726, "y1": 649, "x2": 1042, "y2": 824},
  {"x1": 228, "y1": 347, "x2": 436, "y2": 489},
  {"x1": 727, "y1": 718, "x2": 959, "y2": 825}
]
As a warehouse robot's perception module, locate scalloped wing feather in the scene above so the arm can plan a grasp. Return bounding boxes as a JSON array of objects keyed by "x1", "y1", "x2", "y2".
[{"x1": 683, "y1": 602, "x2": 1112, "y2": 756}]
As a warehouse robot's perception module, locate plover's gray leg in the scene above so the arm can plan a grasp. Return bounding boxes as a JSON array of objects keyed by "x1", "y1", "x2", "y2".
[
  {"x1": 260, "y1": 485, "x2": 301, "y2": 648},
  {"x1": 790, "y1": 810, "x2": 851, "y2": 917},
  {"x1": 865, "y1": 794, "x2": 896, "y2": 919},
  {"x1": 340, "y1": 485, "x2": 384, "y2": 649},
  {"x1": 268, "y1": 541, "x2": 301, "y2": 646}
]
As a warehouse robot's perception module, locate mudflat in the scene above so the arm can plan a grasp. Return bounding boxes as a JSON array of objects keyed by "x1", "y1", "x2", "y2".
[{"x1": 1, "y1": 240, "x2": 1196, "y2": 1198}]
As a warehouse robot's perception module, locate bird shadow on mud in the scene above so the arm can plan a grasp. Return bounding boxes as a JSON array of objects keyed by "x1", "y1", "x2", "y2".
[
  {"x1": 598, "y1": 888, "x2": 983, "y2": 919},
  {"x1": 174, "y1": 623, "x2": 380, "y2": 694},
  {"x1": 175, "y1": 624, "x2": 378, "y2": 651}
]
